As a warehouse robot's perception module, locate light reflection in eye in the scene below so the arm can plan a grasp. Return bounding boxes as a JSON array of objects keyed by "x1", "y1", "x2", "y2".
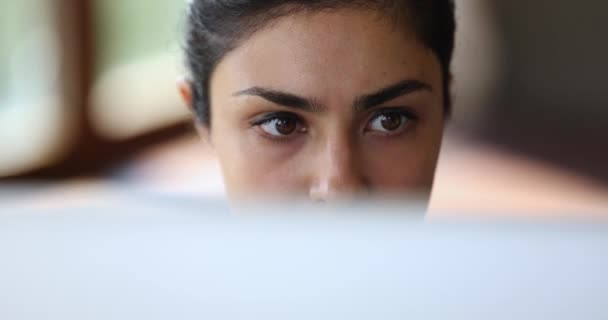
[
  {"x1": 366, "y1": 110, "x2": 415, "y2": 134},
  {"x1": 261, "y1": 117, "x2": 297, "y2": 136},
  {"x1": 251, "y1": 112, "x2": 307, "y2": 138}
]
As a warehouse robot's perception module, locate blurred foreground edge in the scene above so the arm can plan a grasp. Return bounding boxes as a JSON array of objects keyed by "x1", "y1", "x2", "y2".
[{"x1": 0, "y1": 208, "x2": 607, "y2": 320}]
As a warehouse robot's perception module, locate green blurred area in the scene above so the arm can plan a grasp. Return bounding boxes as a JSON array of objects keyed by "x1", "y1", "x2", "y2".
[
  {"x1": 93, "y1": 0, "x2": 186, "y2": 75},
  {"x1": 1, "y1": 0, "x2": 185, "y2": 104},
  {"x1": 0, "y1": 0, "x2": 46, "y2": 100}
]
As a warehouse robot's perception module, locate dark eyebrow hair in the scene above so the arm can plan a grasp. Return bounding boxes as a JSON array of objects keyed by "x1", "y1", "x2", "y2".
[
  {"x1": 233, "y1": 87, "x2": 324, "y2": 112},
  {"x1": 355, "y1": 79, "x2": 432, "y2": 111},
  {"x1": 234, "y1": 79, "x2": 432, "y2": 113}
]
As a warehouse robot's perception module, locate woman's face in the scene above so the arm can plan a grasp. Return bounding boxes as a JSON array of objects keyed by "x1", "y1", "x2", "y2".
[{"x1": 203, "y1": 9, "x2": 445, "y2": 202}]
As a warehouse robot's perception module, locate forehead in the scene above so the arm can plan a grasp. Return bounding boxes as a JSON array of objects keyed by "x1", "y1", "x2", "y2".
[{"x1": 211, "y1": 9, "x2": 441, "y2": 104}]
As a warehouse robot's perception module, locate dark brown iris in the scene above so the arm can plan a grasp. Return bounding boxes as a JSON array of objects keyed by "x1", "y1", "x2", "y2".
[
  {"x1": 380, "y1": 113, "x2": 402, "y2": 131},
  {"x1": 275, "y1": 118, "x2": 297, "y2": 135}
]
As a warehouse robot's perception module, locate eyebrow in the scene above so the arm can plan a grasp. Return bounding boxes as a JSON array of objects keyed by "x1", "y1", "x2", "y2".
[
  {"x1": 233, "y1": 87, "x2": 323, "y2": 112},
  {"x1": 233, "y1": 79, "x2": 432, "y2": 113},
  {"x1": 354, "y1": 79, "x2": 432, "y2": 112}
]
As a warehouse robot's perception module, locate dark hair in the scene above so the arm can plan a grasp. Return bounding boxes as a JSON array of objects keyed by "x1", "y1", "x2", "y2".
[{"x1": 185, "y1": 0, "x2": 456, "y2": 126}]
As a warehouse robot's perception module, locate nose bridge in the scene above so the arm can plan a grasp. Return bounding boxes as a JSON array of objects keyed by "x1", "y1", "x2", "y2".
[
  {"x1": 327, "y1": 132, "x2": 355, "y2": 179},
  {"x1": 310, "y1": 130, "x2": 365, "y2": 201}
]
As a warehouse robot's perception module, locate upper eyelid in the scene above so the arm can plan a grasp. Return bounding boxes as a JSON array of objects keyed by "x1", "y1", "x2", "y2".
[
  {"x1": 369, "y1": 107, "x2": 419, "y2": 119},
  {"x1": 250, "y1": 111, "x2": 304, "y2": 125},
  {"x1": 249, "y1": 107, "x2": 416, "y2": 126}
]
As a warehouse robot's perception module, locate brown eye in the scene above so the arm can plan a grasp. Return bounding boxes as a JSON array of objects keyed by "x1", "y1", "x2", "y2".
[
  {"x1": 256, "y1": 113, "x2": 305, "y2": 137},
  {"x1": 274, "y1": 117, "x2": 297, "y2": 135},
  {"x1": 380, "y1": 113, "x2": 402, "y2": 131},
  {"x1": 367, "y1": 111, "x2": 410, "y2": 133}
]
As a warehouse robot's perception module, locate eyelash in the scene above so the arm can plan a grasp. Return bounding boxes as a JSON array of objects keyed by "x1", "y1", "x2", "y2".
[
  {"x1": 250, "y1": 112, "x2": 306, "y2": 141},
  {"x1": 365, "y1": 107, "x2": 419, "y2": 135},
  {"x1": 249, "y1": 108, "x2": 419, "y2": 140}
]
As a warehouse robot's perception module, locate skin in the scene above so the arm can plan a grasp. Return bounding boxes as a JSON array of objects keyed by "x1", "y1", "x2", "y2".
[{"x1": 180, "y1": 9, "x2": 446, "y2": 203}]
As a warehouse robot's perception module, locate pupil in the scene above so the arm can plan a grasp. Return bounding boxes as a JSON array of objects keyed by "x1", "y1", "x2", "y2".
[
  {"x1": 275, "y1": 118, "x2": 296, "y2": 135},
  {"x1": 381, "y1": 114, "x2": 402, "y2": 131}
]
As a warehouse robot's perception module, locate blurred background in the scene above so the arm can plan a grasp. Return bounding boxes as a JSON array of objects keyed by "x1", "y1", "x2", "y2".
[{"x1": 1, "y1": 0, "x2": 607, "y2": 216}]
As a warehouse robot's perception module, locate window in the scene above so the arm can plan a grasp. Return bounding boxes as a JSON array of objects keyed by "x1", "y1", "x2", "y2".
[
  {"x1": 90, "y1": 0, "x2": 189, "y2": 139},
  {"x1": 0, "y1": 0, "x2": 190, "y2": 178},
  {"x1": 0, "y1": 0, "x2": 64, "y2": 176}
]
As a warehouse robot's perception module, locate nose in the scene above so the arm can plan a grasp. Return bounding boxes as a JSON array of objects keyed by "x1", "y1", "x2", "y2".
[{"x1": 309, "y1": 136, "x2": 367, "y2": 202}]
